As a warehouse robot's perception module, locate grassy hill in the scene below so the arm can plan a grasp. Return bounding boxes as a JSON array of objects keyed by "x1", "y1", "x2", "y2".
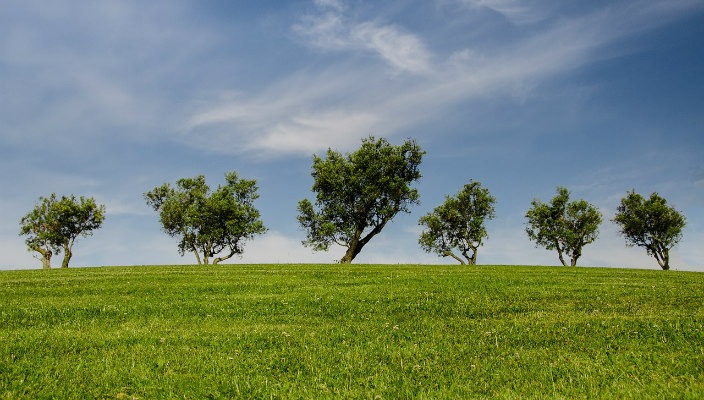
[{"x1": 1, "y1": 264, "x2": 702, "y2": 399}]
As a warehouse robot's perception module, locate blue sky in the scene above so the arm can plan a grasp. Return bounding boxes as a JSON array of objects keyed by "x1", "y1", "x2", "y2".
[{"x1": 1, "y1": 0, "x2": 703, "y2": 270}]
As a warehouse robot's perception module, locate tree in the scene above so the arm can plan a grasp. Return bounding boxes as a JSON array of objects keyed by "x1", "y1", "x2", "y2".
[
  {"x1": 418, "y1": 180, "x2": 496, "y2": 265},
  {"x1": 145, "y1": 171, "x2": 267, "y2": 265},
  {"x1": 54, "y1": 195, "x2": 106, "y2": 268},
  {"x1": 613, "y1": 190, "x2": 686, "y2": 270},
  {"x1": 19, "y1": 194, "x2": 105, "y2": 269},
  {"x1": 20, "y1": 194, "x2": 61, "y2": 269},
  {"x1": 297, "y1": 136, "x2": 424, "y2": 264},
  {"x1": 525, "y1": 187, "x2": 602, "y2": 266}
]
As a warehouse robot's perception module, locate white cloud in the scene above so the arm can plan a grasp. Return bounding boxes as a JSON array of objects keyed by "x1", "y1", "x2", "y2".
[
  {"x1": 459, "y1": 0, "x2": 551, "y2": 25},
  {"x1": 184, "y1": 71, "x2": 386, "y2": 156},
  {"x1": 186, "y1": 0, "x2": 704, "y2": 158},
  {"x1": 350, "y1": 22, "x2": 433, "y2": 75},
  {"x1": 293, "y1": 4, "x2": 433, "y2": 75},
  {"x1": 250, "y1": 110, "x2": 380, "y2": 155},
  {"x1": 236, "y1": 231, "x2": 341, "y2": 264}
]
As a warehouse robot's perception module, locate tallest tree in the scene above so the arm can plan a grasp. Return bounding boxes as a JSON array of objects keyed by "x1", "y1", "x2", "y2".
[{"x1": 298, "y1": 136, "x2": 424, "y2": 264}]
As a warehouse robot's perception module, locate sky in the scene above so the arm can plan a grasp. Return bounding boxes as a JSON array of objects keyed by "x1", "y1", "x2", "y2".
[{"x1": 1, "y1": 0, "x2": 703, "y2": 271}]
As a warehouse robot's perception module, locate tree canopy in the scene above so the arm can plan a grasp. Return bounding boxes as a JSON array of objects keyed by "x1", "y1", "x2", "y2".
[
  {"x1": 297, "y1": 136, "x2": 424, "y2": 264},
  {"x1": 525, "y1": 187, "x2": 602, "y2": 267},
  {"x1": 418, "y1": 180, "x2": 496, "y2": 265},
  {"x1": 613, "y1": 191, "x2": 686, "y2": 270},
  {"x1": 19, "y1": 194, "x2": 105, "y2": 269},
  {"x1": 144, "y1": 171, "x2": 267, "y2": 265}
]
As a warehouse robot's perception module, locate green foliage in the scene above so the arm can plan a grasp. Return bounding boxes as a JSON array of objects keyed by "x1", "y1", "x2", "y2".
[
  {"x1": 525, "y1": 187, "x2": 602, "y2": 266},
  {"x1": 418, "y1": 180, "x2": 496, "y2": 265},
  {"x1": 144, "y1": 171, "x2": 267, "y2": 265},
  {"x1": 19, "y1": 194, "x2": 61, "y2": 269},
  {"x1": 1, "y1": 264, "x2": 703, "y2": 398},
  {"x1": 298, "y1": 136, "x2": 424, "y2": 263},
  {"x1": 19, "y1": 194, "x2": 105, "y2": 269},
  {"x1": 613, "y1": 191, "x2": 686, "y2": 270}
]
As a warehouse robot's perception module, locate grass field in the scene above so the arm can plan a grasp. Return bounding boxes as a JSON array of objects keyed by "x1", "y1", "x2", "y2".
[{"x1": 0, "y1": 264, "x2": 703, "y2": 399}]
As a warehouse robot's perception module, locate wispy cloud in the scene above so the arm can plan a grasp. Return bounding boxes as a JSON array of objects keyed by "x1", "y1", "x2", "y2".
[
  {"x1": 0, "y1": 0, "x2": 213, "y2": 151},
  {"x1": 187, "y1": 0, "x2": 703, "y2": 158},
  {"x1": 293, "y1": 3, "x2": 434, "y2": 75},
  {"x1": 457, "y1": 0, "x2": 552, "y2": 25}
]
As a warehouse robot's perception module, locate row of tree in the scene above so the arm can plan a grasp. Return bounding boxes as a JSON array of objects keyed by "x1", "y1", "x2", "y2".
[
  {"x1": 419, "y1": 182, "x2": 686, "y2": 270},
  {"x1": 19, "y1": 137, "x2": 686, "y2": 270}
]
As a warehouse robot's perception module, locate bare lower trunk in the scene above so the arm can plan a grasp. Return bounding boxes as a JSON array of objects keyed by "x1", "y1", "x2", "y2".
[
  {"x1": 33, "y1": 245, "x2": 52, "y2": 269},
  {"x1": 340, "y1": 244, "x2": 361, "y2": 264},
  {"x1": 570, "y1": 248, "x2": 581, "y2": 267},
  {"x1": 554, "y1": 240, "x2": 567, "y2": 266},
  {"x1": 192, "y1": 245, "x2": 203, "y2": 265},
  {"x1": 654, "y1": 248, "x2": 670, "y2": 270},
  {"x1": 61, "y1": 242, "x2": 72, "y2": 268},
  {"x1": 213, "y1": 250, "x2": 236, "y2": 265},
  {"x1": 570, "y1": 254, "x2": 578, "y2": 267},
  {"x1": 339, "y1": 220, "x2": 389, "y2": 264},
  {"x1": 340, "y1": 229, "x2": 363, "y2": 264},
  {"x1": 443, "y1": 250, "x2": 465, "y2": 265},
  {"x1": 462, "y1": 246, "x2": 478, "y2": 266},
  {"x1": 461, "y1": 250, "x2": 476, "y2": 265}
]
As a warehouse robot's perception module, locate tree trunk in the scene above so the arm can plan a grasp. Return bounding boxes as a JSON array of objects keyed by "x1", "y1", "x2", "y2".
[
  {"x1": 570, "y1": 251, "x2": 579, "y2": 266},
  {"x1": 656, "y1": 248, "x2": 670, "y2": 270},
  {"x1": 42, "y1": 256, "x2": 52, "y2": 269},
  {"x1": 339, "y1": 219, "x2": 389, "y2": 264},
  {"x1": 192, "y1": 245, "x2": 203, "y2": 265},
  {"x1": 461, "y1": 249, "x2": 477, "y2": 265},
  {"x1": 570, "y1": 247, "x2": 581, "y2": 267},
  {"x1": 443, "y1": 250, "x2": 465, "y2": 265},
  {"x1": 340, "y1": 228, "x2": 363, "y2": 264},
  {"x1": 61, "y1": 241, "x2": 72, "y2": 268},
  {"x1": 32, "y1": 245, "x2": 52, "y2": 269},
  {"x1": 213, "y1": 249, "x2": 236, "y2": 265},
  {"x1": 340, "y1": 244, "x2": 360, "y2": 264},
  {"x1": 554, "y1": 240, "x2": 567, "y2": 266}
]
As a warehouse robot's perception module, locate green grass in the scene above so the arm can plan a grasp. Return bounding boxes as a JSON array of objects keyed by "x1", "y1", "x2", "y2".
[{"x1": 1, "y1": 264, "x2": 703, "y2": 399}]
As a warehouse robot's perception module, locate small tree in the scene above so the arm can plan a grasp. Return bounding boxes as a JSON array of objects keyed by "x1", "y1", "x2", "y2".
[
  {"x1": 54, "y1": 195, "x2": 106, "y2": 268},
  {"x1": 20, "y1": 194, "x2": 105, "y2": 269},
  {"x1": 525, "y1": 187, "x2": 602, "y2": 266},
  {"x1": 20, "y1": 194, "x2": 61, "y2": 269},
  {"x1": 298, "y1": 136, "x2": 424, "y2": 264},
  {"x1": 418, "y1": 180, "x2": 496, "y2": 265},
  {"x1": 613, "y1": 190, "x2": 686, "y2": 270},
  {"x1": 145, "y1": 171, "x2": 267, "y2": 265}
]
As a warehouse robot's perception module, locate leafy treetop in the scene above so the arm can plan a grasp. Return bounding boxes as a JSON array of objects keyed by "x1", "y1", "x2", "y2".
[
  {"x1": 613, "y1": 190, "x2": 686, "y2": 270},
  {"x1": 298, "y1": 136, "x2": 424, "y2": 263},
  {"x1": 145, "y1": 171, "x2": 267, "y2": 265},
  {"x1": 419, "y1": 180, "x2": 496, "y2": 265},
  {"x1": 525, "y1": 187, "x2": 602, "y2": 267},
  {"x1": 20, "y1": 194, "x2": 105, "y2": 269}
]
